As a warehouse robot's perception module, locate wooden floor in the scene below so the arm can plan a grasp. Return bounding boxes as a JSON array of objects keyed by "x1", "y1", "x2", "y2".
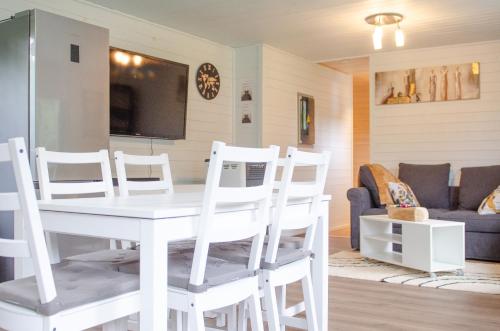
[
  {"x1": 287, "y1": 276, "x2": 500, "y2": 331},
  {"x1": 285, "y1": 228, "x2": 500, "y2": 331}
]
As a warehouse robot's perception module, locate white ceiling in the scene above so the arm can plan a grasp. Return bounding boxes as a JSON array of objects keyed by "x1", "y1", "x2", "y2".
[
  {"x1": 87, "y1": 0, "x2": 500, "y2": 61},
  {"x1": 323, "y1": 57, "x2": 369, "y2": 74}
]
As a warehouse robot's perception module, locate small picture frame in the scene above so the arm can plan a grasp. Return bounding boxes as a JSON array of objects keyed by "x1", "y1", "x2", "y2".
[{"x1": 297, "y1": 93, "x2": 315, "y2": 145}]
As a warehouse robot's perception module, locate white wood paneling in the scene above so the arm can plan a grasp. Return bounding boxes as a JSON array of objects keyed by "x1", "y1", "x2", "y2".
[
  {"x1": 353, "y1": 72, "x2": 370, "y2": 186},
  {"x1": 370, "y1": 40, "x2": 500, "y2": 185},
  {"x1": 261, "y1": 45, "x2": 353, "y2": 229},
  {"x1": 1, "y1": 0, "x2": 234, "y2": 184}
]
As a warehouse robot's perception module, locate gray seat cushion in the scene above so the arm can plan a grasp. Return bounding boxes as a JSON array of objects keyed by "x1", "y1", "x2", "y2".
[
  {"x1": 169, "y1": 252, "x2": 256, "y2": 292},
  {"x1": 437, "y1": 210, "x2": 500, "y2": 233},
  {"x1": 0, "y1": 261, "x2": 139, "y2": 316},
  {"x1": 65, "y1": 240, "x2": 196, "y2": 271},
  {"x1": 398, "y1": 163, "x2": 451, "y2": 209},
  {"x1": 459, "y1": 165, "x2": 500, "y2": 210},
  {"x1": 279, "y1": 236, "x2": 305, "y2": 249},
  {"x1": 65, "y1": 249, "x2": 140, "y2": 271},
  {"x1": 119, "y1": 252, "x2": 255, "y2": 293},
  {"x1": 208, "y1": 240, "x2": 312, "y2": 270}
]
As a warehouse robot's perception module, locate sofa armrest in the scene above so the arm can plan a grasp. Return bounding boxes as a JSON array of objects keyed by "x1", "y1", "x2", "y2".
[{"x1": 347, "y1": 187, "x2": 374, "y2": 250}]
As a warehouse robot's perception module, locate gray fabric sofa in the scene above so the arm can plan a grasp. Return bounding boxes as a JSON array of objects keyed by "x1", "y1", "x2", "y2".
[{"x1": 347, "y1": 164, "x2": 500, "y2": 262}]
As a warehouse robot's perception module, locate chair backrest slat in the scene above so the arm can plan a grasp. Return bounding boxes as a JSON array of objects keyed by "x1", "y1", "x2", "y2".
[
  {"x1": 36, "y1": 148, "x2": 114, "y2": 200},
  {"x1": 0, "y1": 193, "x2": 20, "y2": 211},
  {"x1": 216, "y1": 186, "x2": 271, "y2": 203},
  {"x1": 0, "y1": 238, "x2": 31, "y2": 258},
  {"x1": 48, "y1": 181, "x2": 110, "y2": 195},
  {"x1": 0, "y1": 144, "x2": 11, "y2": 162},
  {"x1": 189, "y1": 142, "x2": 279, "y2": 287},
  {"x1": 1, "y1": 138, "x2": 57, "y2": 303},
  {"x1": 265, "y1": 147, "x2": 330, "y2": 264},
  {"x1": 114, "y1": 151, "x2": 174, "y2": 197},
  {"x1": 286, "y1": 183, "x2": 323, "y2": 198}
]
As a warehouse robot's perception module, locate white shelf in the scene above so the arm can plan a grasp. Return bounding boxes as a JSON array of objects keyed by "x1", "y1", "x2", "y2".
[
  {"x1": 365, "y1": 251, "x2": 402, "y2": 265},
  {"x1": 360, "y1": 215, "x2": 465, "y2": 274},
  {"x1": 431, "y1": 261, "x2": 464, "y2": 272},
  {"x1": 364, "y1": 233, "x2": 402, "y2": 244}
]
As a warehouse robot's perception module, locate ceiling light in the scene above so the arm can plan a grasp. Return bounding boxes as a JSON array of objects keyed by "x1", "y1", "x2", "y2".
[
  {"x1": 372, "y1": 25, "x2": 383, "y2": 50},
  {"x1": 395, "y1": 23, "x2": 405, "y2": 47},
  {"x1": 365, "y1": 13, "x2": 404, "y2": 50},
  {"x1": 114, "y1": 51, "x2": 130, "y2": 65},
  {"x1": 132, "y1": 55, "x2": 143, "y2": 66}
]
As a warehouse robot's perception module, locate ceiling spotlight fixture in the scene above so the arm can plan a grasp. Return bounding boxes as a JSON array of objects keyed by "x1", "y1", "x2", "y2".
[
  {"x1": 372, "y1": 25, "x2": 383, "y2": 50},
  {"x1": 395, "y1": 23, "x2": 405, "y2": 47},
  {"x1": 365, "y1": 13, "x2": 404, "y2": 50}
]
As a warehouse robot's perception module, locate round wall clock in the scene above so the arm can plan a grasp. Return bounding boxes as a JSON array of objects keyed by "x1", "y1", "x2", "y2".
[{"x1": 196, "y1": 63, "x2": 220, "y2": 100}]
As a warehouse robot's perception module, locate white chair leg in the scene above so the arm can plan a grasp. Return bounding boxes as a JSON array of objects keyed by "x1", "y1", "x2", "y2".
[
  {"x1": 237, "y1": 301, "x2": 248, "y2": 331},
  {"x1": 228, "y1": 305, "x2": 238, "y2": 331},
  {"x1": 45, "y1": 232, "x2": 60, "y2": 264},
  {"x1": 302, "y1": 271, "x2": 318, "y2": 331},
  {"x1": 110, "y1": 239, "x2": 118, "y2": 249},
  {"x1": 247, "y1": 289, "x2": 264, "y2": 331},
  {"x1": 176, "y1": 310, "x2": 183, "y2": 331},
  {"x1": 263, "y1": 282, "x2": 281, "y2": 331},
  {"x1": 277, "y1": 285, "x2": 286, "y2": 331},
  {"x1": 102, "y1": 317, "x2": 129, "y2": 331},
  {"x1": 216, "y1": 311, "x2": 226, "y2": 327},
  {"x1": 188, "y1": 306, "x2": 205, "y2": 331},
  {"x1": 182, "y1": 312, "x2": 188, "y2": 331}
]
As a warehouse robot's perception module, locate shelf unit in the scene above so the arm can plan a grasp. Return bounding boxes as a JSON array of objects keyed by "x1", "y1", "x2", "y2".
[{"x1": 360, "y1": 215, "x2": 465, "y2": 274}]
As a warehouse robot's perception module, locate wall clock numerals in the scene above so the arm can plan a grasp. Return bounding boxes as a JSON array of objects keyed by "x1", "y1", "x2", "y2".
[{"x1": 196, "y1": 62, "x2": 220, "y2": 100}]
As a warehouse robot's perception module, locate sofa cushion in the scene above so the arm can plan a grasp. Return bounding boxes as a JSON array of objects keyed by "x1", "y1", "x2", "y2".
[
  {"x1": 362, "y1": 208, "x2": 450, "y2": 219},
  {"x1": 362, "y1": 208, "x2": 388, "y2": 216},
  {"x1": 459, "y1": 165, "x2": 500, "y2": 210},
  {"x1": 359, "y1": 165, "x2": 382, "y2": 207},
  {"x1": 437, "y1": 210, "x2": 500, "y2": 233},
  {"x1": 398, "y1": 163, "x2": 451, "y2": 209}
]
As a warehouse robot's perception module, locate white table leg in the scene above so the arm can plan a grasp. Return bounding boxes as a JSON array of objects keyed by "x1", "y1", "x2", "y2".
[
  {"x1": 140, "y1": 221, "x2": 168, "y2": 330},
  {"x1": 312, "y1": 202, "x2": 329, "y2": 331}
]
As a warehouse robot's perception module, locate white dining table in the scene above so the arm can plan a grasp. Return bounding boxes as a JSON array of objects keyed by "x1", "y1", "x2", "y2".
[{"x1": 29, "y1": 188, "x2": 330, "y2": 330}]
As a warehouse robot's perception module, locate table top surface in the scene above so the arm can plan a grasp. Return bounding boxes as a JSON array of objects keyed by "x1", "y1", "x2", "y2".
[
  {"x1": 38, "y1": 188, "x2": 331, "y2": 219},
  {"x1": 360, "y1": 214, "x2": 465, "y2": 228}
]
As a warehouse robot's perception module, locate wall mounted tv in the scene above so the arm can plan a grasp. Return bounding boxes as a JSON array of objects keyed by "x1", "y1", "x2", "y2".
[{"x1": 109, "y1": 47, "x2": 189, "y2": 139}]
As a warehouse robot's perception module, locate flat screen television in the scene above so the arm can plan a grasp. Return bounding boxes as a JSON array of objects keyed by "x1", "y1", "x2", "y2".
[{"x1": 109, "y1": 47, "x2": 189, "y2": 139}]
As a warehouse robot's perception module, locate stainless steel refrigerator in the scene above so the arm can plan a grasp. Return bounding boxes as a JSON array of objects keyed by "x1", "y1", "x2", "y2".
[{"x1": 0, "y1": 9, "x2": 110, "y2": 281}]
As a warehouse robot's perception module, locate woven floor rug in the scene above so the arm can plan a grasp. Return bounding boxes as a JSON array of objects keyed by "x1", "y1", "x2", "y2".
[{"x1": 329, "y1": 251, "x2": 500, "y2": 295}]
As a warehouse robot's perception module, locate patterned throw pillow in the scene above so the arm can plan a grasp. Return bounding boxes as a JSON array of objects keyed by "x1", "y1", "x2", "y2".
[
  {"x1": 388, "y1": 181, "x2": 420, "y2": 207},
  {"x1": 478, "y1": 186, "x2": 500, "y2": 215}
]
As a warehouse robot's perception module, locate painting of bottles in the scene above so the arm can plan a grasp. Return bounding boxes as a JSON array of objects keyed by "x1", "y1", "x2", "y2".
[
  {"x1": 298, "y1": 94, "x2": 315, "y2": 145},
  {"x1": 375, "y1": 62, "x2": 480, "y2": 105}
]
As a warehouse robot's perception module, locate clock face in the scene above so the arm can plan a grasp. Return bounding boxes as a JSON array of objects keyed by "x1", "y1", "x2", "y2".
[{"x1": 196, "y1": 63, "x2": 220, "y2": 100}]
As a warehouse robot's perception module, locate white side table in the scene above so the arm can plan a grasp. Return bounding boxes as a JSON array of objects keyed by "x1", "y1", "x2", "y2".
[{"x1": 360, "y1": 215, "x2": 465, "y2": 277}]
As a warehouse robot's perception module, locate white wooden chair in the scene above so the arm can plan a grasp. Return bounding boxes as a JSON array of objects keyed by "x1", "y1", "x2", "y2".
[
  {"x1": 0, "y1": 137, "x2": 140, "y2": 331},
  {"x1": 211, "y1": 148, "x2": 330, "y2": 331},
  {"x1": 35, "y1": 147, "x2": 135, "y2": 264},
  {"x1": 262, "y1": 147, "x2": 330, "y2": 331},
  {"x1": 166, "y1": 141, "x2": 279, "y2": 330},
  {"x1": 114, "y1": 151, "x2": 174, "y2": 197}
]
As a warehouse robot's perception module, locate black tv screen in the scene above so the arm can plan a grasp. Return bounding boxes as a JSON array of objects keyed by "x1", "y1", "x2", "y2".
[{"x1": 109, "y1": 47, "x2": 188, "y2": 139}]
